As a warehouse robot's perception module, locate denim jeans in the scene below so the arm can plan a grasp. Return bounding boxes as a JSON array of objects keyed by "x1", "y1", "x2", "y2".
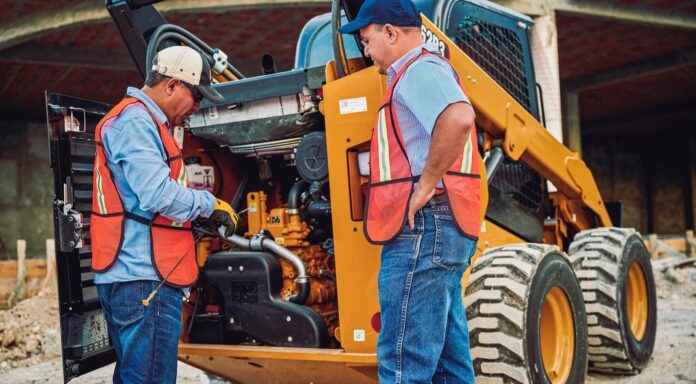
[
  {"x1": 97, "y1": 280, "x2": 183, "y2": 384},
  {"x1": 377, "y1": 200, "x2": 477, "y2": 384}
]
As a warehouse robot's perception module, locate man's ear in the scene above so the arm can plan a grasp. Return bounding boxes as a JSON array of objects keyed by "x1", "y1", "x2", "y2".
[
  {"x1": 384, "y1": 24, "x2": 397, "y2": 43},
  {"x1": 165, "y1": 78, "x2": 178, "y2": 96}
]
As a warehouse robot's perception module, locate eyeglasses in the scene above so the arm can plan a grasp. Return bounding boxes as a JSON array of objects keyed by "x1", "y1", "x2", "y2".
[
  {"x1": 181, "y1": 81, "x2": 203, "y2": 103},
  {"x1": 359, "y1": 26, "x2": 384, "y2": 50}
]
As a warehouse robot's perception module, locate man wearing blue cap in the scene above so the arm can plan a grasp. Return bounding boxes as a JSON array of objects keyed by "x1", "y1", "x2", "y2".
[{"x1": 340, "y1": 0, "x2": 478, "y2": 383}]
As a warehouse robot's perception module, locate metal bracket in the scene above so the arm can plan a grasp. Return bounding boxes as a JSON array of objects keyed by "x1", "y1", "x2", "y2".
[
  {"x1": 56, "y1": 206, "x2": 84, "y2": 252},
  {"x1": 211, "y1": 49, "x2": 228, "y2": 75}
]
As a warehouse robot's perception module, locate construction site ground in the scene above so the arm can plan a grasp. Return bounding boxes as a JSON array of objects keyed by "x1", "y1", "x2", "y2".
[{"x1": 1, "y1": 261, "x2": 695, "y2": 383}]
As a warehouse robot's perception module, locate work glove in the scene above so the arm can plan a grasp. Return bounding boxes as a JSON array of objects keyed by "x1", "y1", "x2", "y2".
[{"x1": 211, "y1": 199, "x2": 239, "y2": 238}]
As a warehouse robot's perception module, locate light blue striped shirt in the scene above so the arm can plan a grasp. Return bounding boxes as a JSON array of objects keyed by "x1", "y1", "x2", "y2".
[
  {"x1": 386, "y1": 43, "x2": 471, "y2": 186},
  {"x1": 94, "y1": 87, "x2": 215, "y2": 285}
]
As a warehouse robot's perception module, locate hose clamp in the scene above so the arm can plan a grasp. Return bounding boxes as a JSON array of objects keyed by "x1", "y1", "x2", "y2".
[
  {"x1": 250, "y1": 234, "x2": 265, "y2": 251},
  {"x1": 212, "y1": 49, "x2": 228, "y2": 75}
]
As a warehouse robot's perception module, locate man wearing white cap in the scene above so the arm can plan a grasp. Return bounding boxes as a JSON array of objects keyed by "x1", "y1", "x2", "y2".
[{"x1": 91, "y1": 45, "x2": 236, "y2": 383}]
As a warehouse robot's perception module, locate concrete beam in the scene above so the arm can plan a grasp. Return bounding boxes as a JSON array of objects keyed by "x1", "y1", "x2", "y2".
[
  {"x1": 0, "y1": 44, "x2": 133, "y2": 71},
  {"x1": 0, "y1": 0, "x2": 330, "y2": 51},
  {"x1": 495, "y1": 0, "x2": 696, "y2": 29},
  {"x1": 581, "y1": 101, "x2": 693, "y2": 135},
  {"x1": 563, "y1": 49, "x2": 696, "y2": 92}
]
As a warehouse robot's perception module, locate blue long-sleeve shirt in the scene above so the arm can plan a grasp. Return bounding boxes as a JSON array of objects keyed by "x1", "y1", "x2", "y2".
[{"x1": 93, "y1": 87, "x2": 215, "y2": 284}]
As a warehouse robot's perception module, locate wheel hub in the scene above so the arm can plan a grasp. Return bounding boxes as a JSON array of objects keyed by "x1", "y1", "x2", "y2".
[
  {"x1": 626, "y1": 261, "x2": 648, "y2": 340},
  {"x1": 540, "y1": 287, "x2": 574, "y2": 383}
]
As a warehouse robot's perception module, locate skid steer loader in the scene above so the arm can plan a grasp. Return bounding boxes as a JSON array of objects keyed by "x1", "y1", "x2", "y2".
[{"x1": 47, "y1": 0, "x2": 657, "y2": 382}]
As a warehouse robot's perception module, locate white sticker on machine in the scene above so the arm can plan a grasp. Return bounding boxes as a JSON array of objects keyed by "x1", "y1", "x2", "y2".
[
  {"x1": 353, "y1": 329, "x2": 366, "y2": 342},
  {"x1": 339, "y1": 97, "x2": 368, "y2": 115},
  {"x1": 207, "y1": 106, "x2": 218, "y2": 119}
]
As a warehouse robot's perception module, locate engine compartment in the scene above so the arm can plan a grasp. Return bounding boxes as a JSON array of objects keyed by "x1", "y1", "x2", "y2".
[{"x1": 182, "y1": 94, "x2": 341, "y2": 348}]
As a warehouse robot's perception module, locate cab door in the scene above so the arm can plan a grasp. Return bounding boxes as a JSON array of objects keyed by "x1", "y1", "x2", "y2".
[{"x1": 46, "y1": 92, "x2": 115, "y2": 382}]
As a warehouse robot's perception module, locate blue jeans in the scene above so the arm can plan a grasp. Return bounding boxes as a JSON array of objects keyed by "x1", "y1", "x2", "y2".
[
  {"x1": 377, "y1": 200, "x2": 477, "y2": 384},
  {"x1": 97, "y1": 280, "x2": 183, "y2": 384}
]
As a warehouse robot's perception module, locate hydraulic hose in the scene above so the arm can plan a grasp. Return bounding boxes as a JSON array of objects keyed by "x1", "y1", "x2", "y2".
[
  {"x1": 287, "y1": 179, "x2": 308, "y2": 215},
  {"x1": 146, "y1": 24, "x2": 245, "y2": 80},
  {"x1": 219, "y1": 231, "x2": 310, "y2": 304},
  {"x1": 331, "y1": 0, "x2": 347, "y2": 78}
]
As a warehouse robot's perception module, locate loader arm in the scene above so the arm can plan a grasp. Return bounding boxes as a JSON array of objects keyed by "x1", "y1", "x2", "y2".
[{"x1": 420, "y1": 16, "x2": 612, "y2": 228}]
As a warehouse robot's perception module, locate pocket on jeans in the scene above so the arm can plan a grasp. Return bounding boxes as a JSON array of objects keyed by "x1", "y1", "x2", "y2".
[
  {"x1": 110, "y1": 282, "x2": 145, "y2": 326},
  {"x1": 113, "y1": 304, "x2": 144, "y2": 326},
  {"x1": 432, "y1": 214, "x2": 476, "y2": 270}
]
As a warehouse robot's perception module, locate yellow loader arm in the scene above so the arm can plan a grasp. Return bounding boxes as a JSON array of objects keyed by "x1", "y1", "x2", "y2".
[{"x1": 422, "y1": 16, "x2": 612, "y2": 229}]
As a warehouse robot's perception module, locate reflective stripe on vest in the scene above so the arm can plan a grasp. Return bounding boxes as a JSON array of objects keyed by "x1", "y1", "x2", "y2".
[
  {"x1": 90, "y1": 97, "x2": 198, "y2": 287},
  {"x1": 364, "y1": 49, "x2": 482, "y2": 244}
]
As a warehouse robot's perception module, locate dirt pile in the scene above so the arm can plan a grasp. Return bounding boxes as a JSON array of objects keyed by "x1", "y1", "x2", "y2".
[
  {"x1": 0, "y1": 288, "x2": 60, "y2": 373},
  {"x1": 655, "y1": 262, "x2": 696, "y2": 299}
]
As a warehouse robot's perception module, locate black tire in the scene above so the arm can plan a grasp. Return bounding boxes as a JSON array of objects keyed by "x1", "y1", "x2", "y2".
[
  {"x1": 465, "y1": 244, "x2": 588, "y2": 383},
  {"x1": 569, "y1": 227, "x2": 657, "y2": 374}
]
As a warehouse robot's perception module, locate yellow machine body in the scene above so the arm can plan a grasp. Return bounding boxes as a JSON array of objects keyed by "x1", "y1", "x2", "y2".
[{"x1": 176, "y1": 14, "x2": 612, "y2": 383}]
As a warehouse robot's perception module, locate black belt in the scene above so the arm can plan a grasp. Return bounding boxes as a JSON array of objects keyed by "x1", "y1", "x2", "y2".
[{"x1": 431, "y1": 193, "x2": 447, "y2": 203}]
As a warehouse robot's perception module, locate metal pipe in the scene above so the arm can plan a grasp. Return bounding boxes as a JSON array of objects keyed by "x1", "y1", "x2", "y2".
[
  {"x1": 485, "y1": 143, "x2": 505, "y2": 184},
  {"x1": 219, "y1": 231, "x2": 310, "y2": 304}
]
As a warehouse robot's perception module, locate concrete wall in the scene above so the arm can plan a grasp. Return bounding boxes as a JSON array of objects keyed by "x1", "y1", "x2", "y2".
[
  {"x1": 583, "y1": 133, "x2": 695, "y2": 234},
  {"x1": 0, "y1": 120, "x2": 53, "y2": 259}
]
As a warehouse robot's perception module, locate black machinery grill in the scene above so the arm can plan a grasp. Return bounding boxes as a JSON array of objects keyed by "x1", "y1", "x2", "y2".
[
  {"x1": 494, "y1": 159, "x2": 542, "y2": 214},
  {"x1": 454, "y1": 15, "x2": 544, "y2": 238},
  {"x1": 455, "y1": 17, "x2": 531, "y2": 112}
]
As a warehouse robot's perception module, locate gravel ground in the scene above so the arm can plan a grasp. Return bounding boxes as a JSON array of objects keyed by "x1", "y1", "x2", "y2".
[{"x1": 1, "y1": 263, "x2": 695, "y2": 383}]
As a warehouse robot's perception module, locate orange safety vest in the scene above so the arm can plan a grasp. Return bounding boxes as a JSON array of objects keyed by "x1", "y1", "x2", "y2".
[
  {"x1": 90, "y1": 97, "x2": 198, "y2": 287},
  {"x1": 364, "y1": 49, "x2": 481, "y2": 244}
]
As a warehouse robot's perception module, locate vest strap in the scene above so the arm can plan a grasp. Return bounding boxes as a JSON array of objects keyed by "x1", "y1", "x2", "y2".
[{"x1": 124, "y1": 211, "x2": 152, "y2": 225}]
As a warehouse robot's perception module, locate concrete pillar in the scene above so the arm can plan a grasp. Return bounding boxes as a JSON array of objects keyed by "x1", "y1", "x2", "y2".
[
  {"x1": 529, "y1": 14, "x2": 563, "y2": 144},
  {"x1": 562, "y1": 90, "x2": 582, "y2": 157}
]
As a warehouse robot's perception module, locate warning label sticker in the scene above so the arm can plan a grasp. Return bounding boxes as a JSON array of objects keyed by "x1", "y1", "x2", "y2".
[{"x1": 339, "y1": 97, "x2": 368, "y2": 115}]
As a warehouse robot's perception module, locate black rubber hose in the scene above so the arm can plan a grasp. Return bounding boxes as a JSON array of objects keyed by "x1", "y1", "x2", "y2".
[
  {"x1": 230, "y1": 169, "x2": 251, "y2": 212},
  {"x1": 289, "y1": 281, "x2": 310, "y2": 305},
  {"x1": 331, "y1": 0, "x2": 346, "y2": 78},
  {"x1": 146, "y1": 24, "x2": 245, "y2": 80},
  {"x1": 288, "y1": 179, "x2": 309, "y2": 212},
  {"x1": 307, "y1": 201, "x2": 331, "y2": 218}
]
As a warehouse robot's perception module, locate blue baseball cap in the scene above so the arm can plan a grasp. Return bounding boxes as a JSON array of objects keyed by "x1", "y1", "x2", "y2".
[{"x1": 338, "y1": 0, "x2": 422, "y2": 34}]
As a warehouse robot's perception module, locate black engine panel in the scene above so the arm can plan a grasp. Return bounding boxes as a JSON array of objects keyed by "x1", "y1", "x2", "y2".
[{"x1": 200, "y1": 251, "x2": 328, "y2": 348}]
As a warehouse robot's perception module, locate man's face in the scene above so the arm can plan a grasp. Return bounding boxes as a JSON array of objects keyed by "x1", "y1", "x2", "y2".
[
  {"x1": 360, "y1": 24, "x2": 388, "y2": 74},
  {"x1": 166, "y1": 79, "x2": 200, "y2": 126}
]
